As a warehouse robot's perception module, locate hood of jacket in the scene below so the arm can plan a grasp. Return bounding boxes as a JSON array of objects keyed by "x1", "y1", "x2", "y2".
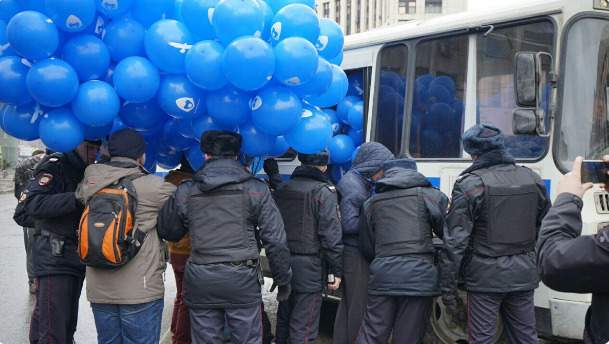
[
  {"x1": 193, "y1": 158, "x2": 253, "y2": 192},
  {"x1": 375, "y1": 167, "x2": 431, "y2": 193},
  {"x1": 352, "y1": 142, "x2": 395, "y2": 177},
  {"x1": 76, "y1": 157, "x2": 146, "y2": 201},
  {"x1": 461, "y1": 149, "x2": 515, "y2": 175}
]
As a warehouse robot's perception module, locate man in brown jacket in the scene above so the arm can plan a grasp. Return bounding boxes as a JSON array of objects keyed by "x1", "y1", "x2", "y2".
[
  {"x1": 76, "y1": 129, "x2": 176, "y2": 344},
  {"x1": 165, "y1": 159, "x2": 195, "y2": 344}
]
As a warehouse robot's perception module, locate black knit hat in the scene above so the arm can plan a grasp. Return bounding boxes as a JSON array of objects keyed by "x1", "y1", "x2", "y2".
[
  {"x1": 298, "y1": 150, "x2": 330, "y2": 166},
  {"x1": 462, "y1": 124, "x2": 505, "y2": 156},
  {"x1": 108, "y1": 129, "x2": 147, "y2": 160},
  {"x1": 200, "y1": 130, "x2": 242, "y2": 157}
]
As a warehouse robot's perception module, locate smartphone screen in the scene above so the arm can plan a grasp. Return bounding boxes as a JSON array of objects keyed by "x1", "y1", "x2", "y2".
[{"x1": 581, "y1": 160, "x2": 609, "y2": 184}]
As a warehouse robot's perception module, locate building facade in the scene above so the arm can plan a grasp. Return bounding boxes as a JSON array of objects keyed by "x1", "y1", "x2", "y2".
[{"x1": 317, "y1": 0, "x2": 467, "y2": 35}]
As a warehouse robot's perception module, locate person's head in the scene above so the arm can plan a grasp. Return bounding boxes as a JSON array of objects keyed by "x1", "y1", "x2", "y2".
[
  {"x1": 75, "y1": 140, "x2": 102, "y2": 165},
  {"x1": 31, "y1": 149, "x2": 45, "y2": 157},
  {"x1": 462, "y1": 124, "x2": 505, "y2": 160},
  {"x1": 298, "y1": 150, "x2": 329, "y2": 173},
  {"x1": 352, "y1": 142, "x2": 395, "y2": 180},
  {"x1": 382, "y1": 156, "x2": 417, "y2": 173},
  {"x1": 200, "y1": 130, "x2": 242, "y2": 161},
  {"x1": 107, "y1": 129, "x2": 147, "y2": 165}
]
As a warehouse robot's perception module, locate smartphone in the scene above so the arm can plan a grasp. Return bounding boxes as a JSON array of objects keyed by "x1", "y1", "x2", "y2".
[
  {"x1": 327, "y1": 274, "x2": 335, "y2": 284},
  {"x1": 581, "y1": 160, "x2": 609, "y2": 184}
]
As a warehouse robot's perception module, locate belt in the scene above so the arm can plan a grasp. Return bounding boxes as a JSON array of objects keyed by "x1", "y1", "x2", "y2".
[{"x1": 229, "y1": 259, "x2": 258, "y2": 267}]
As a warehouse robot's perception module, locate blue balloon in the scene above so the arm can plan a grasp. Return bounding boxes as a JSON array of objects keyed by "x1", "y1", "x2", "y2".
[
  {"x1": 256, "y1": 0, "x2": 273, "y2": 40},
  {"x1": 321, "y1": 108, "x2": 340, "y2": 134},
  {"x1": 416, "y1": 74, "x2": 434, "y2": 90},
  {"x1": 347, "y1": 127, "x2": 363, "y2": 146},
  {"x1": 251, "y1": 84, "x2": 301, "y2": 136},
  {"x1": 162, "y1": 119, "x2": 195, "y2": 151},
  {"x1": 290, "y1": 57, "x2": 332, "y2": 97},
  {"x1": 72, "y1": 80, "x2": 120, "y2": 127},
  {"x1": 186, "y1": 143, "x2": 204, "y2": 170},
  {"x1": 0, "y1": 0, "x2": 20, "y2": 21},
  {"x1": 347, "y1": 100, "x2": 363, "y2": 130},
  {"x1": 240, "y1": 121, "x2": 275, "y2": 157},
  {"x1": 17, "y1": 0, "x2": 44, "y2": 11},
  {"x1": 95, "y1": 0, "x2": 134, "y2": 18},
  {"x1": 285, "y1": 104, "x2": 332, "y2": 154},
  {"x1": 119, "y1": 100, "x2": 167, "y2": 130},
  {"x1": 145, "y1": 19, "x2": 194, "y2": 73},
  {"x1": 132, "y1": 0, "x2": 175, "y2": 28},
  {"x1": 0, "y1": 20, "x2": 16, "y2": 57},
  {"x1": 191, "y1": 115, "x2": 219, "y2": 141},
  {"x1": 83, "y1": 121, "x2": 112, "y2": 140},
  {"x1": 7, "y1": 11, "x2": 59, "y2": 61},
  {"x1": 206, "y1": 85, "x2": 252, "y2": 127},
  {"x1": 181, "y1": 0, "x2": 217, "y2": 40},
  {"x1": 173, "y1": 0, "x2": 184, "y2": 20},
  {"x1": 45, "y1": 0, "x2": 96, "y2": 32},
  {"x1": 39, "y1": 108, "x2": 84, "y2": 152},
  {"x1": 157, "y1": 151, "x2": 181, "y2": 169},
  {"x1": 158, "y1": 75, "x2": 205, "y2": 119},
  {"x1": 267, "y1": 0, "x2": 314, "y2": 13},
  {"x1": 327, "y1": 51, "x2": 342, "y2": 65},
  {"x1": 316, "y1": 18, "x2": 343, "y2": 60},
  {"x1": 430, "y1": 75, "x2": 456, "y2": 95},
  {"x1": 113, "y1": 57, "x2": 160, "y2": 103},
  {"x1": 274, "y1": 37, "x2": 318, "y2": 86},
  {"x1": 26, "y1": 58, "x2": 79, "y2": 107},
  {"x1": 2, "y1": 102, "x2": 43, "y2": 140},
  {"x1": 111, "y1": 115, "x2": 126, "y2": 133},
  {"x1": 212, "y1": 0, "x2": 264, "y2": 45},
  {"x1": 347, "y1": 71, "x2": 364, "y2": 97},
  {"x1": 62, "y1": 34, "x2": 110, "y2": 81},
  {"x1": 185, "y1": 40, "x2": 227, "y2": 91},
  {"x1": 305, "y1": 64, "x2": 348, "y2": 107},
  {"x1": 271, "y1": 4, "x2": 318, "y2": 45},
  {"x1": 269, "y1": 135, "x2": 289, "y2": 157},
  {"x1": 328, "y1": 134, "x2": 354, "y2": 164},
  {"x1": 223, "y1": 36, "x2": 274, "y2": 92},
  {"x1": 175, "y1": 117, "x2": 196, "y2": 138},
  {"x1": 103, "y1": 17, "x2": 146, "y2": 62},
  {"x1": 336, "y1": 95, "x2": 359, "y2": 124},
  {"x1": 427, "y1": 83, "x2": 453, "y2": 105},
  {"x1": 0, "y1": 56, "x2": 32, "y2": 105}
]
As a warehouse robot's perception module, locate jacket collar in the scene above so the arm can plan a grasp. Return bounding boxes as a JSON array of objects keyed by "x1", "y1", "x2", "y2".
[
  {"x1": 291, "y1": 165, "x2": 330, "y2": 183},
  {"x1": 461, "y1": 149, "x2": 515, "y2": 175}
]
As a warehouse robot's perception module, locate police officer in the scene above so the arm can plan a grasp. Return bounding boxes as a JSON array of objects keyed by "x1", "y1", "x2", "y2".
[
  {"x1": 158, "y1": 130, "x2": 292, "y2": 344},
  {"x1": 356, "y1": 157, "x2": 448, "y2": 343},
  {"x1": 14, "y1": 140, "x2": 100, "y2": 344},
  {"x1": 537, "y1": 156, "x2": 609, "y2": 344},
  {"x1": 443, "y1": 124, "x2": 550, "y2": 344},
  {"x1": 13, "y1": 149, "x2": 45, "y2": 294},
  {"x1": 273, "y1": 150, "x2": 343, "y2": 344}
]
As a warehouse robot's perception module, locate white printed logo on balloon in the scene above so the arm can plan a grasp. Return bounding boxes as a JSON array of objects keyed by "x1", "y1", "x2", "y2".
[
  {"x1": 168, "y1": 42, "x2": 192, "y2": 54},
  {"x1": 102, "y1": 0, "x2": 119, "y2": 10},
  {"x1": 316, "y1": 35, "x2": 329, "y2": 51},
  {"x1": 251, "y1": 96, "x2": 263, "y2": 111},
  {"x1": 271, "y1": 22, "x2": 282, "y2": 41},
  {"x1": 286, "y1": 76, "x2": 301, "y2": 86},
  {"x1": 176, "y1": 97, "x2": 196, "y2": 112},
  {"x1": 302, "y1": 109, "x2": 313, "y2": 118},
  {"x1": 66, "y1": 15, "x2": 83, "y2": 30}
]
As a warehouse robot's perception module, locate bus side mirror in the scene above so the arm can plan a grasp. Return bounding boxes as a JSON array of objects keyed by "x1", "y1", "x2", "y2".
[
  {"x1": 514, "y1": 52, "x2": 537, "y2": 107},
  {"x1": 512, "y1": 108, "x2": 537, "y2": 135}
]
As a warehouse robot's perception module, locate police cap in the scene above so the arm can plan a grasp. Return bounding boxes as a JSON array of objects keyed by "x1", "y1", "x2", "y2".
[{"x1": 462, "y1": 124, "x2": 505, "y2": 156}]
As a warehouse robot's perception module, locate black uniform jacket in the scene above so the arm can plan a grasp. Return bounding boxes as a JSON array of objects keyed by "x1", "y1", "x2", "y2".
[
  {"x1": 537, "y1": 193, "x2": 609, "y2": 344},
  {"x1": 14, "y1": 152, "x2": 87, "y2": 277}
]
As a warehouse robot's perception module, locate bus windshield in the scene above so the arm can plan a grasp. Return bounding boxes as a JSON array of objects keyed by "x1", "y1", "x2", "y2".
[{"x1": 557, "y1": 17, "x2": 609, "y2": 170}]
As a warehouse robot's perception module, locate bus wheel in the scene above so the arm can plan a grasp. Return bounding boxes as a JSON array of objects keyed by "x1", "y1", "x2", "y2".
[{"x1": 425, "y1": 295, "x2": 505, "y2": 344}]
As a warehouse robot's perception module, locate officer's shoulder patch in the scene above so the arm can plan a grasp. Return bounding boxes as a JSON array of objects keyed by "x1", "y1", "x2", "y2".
[
  {"x1": 37, "y1": 173, "x2": 54, "y2": 186},
  {"x1": 48, "y1": 157, "x2": 59, "y2": 163},
  {"x1": 325, "y1": 184, "x2": 337, "y2": 193}
]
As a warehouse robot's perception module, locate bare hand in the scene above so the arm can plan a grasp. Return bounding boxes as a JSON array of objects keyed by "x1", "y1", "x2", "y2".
[
  {"x1": 328, "y1": 277, "x2": 341, "y2": 291},
  {"x1": 557, "y1": 157, "x2": 594, "y2": 198}
]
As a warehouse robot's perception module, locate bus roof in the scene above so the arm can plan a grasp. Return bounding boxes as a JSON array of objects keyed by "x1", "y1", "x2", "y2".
[{"x1": 344, "y1": 0, "x2": 564, "y2": 50}]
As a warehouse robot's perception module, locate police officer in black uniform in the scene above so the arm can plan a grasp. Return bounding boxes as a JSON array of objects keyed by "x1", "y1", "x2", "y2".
[
  {"x1": 537, "y1": 156, "x2": 609, "y2": 344},
  {"x1": 356, "y1": 157, "x2": 448, "y2": 343},
  {"x1": 442, "y1": 124, "x2": 550, "y2": 343},
  {"x1": 14, "y1": 140, "x2": 100, "y2": 344},
  {"x1": 158, "y1": 130, "x2": 292, "y2": 344},
  {"x1": 273, "y1": 150, "x2": 343, "y2": 344}
]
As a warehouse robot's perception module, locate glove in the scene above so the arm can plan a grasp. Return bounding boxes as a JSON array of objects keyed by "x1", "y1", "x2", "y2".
[
  {"x1": 263, "y1": 159, "x2": 279, "y2": 176},
  {"x1": 276, "y1": 284, "x2": 291, "y2": 302}
]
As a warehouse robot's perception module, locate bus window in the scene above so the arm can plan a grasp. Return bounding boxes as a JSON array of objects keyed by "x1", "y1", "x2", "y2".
[
  {"x1": 410, "y1": 35, "x2": 468, "y2": 158},
  {"x1": 375, "y1": 44, "x2": 408, "y2": 155},
  {"x1": 477, "y1": 20, "x2": 554, "y2": 159}
]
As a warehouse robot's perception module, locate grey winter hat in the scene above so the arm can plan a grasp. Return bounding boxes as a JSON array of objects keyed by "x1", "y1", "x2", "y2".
[{"x1": 462, "y1": 124, "x2": 505, "y2": 156}]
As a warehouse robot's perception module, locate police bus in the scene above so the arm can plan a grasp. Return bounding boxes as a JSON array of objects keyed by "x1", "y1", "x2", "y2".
[{"x1": 274, "y1": 0, "x2": 609, "y2": 342}]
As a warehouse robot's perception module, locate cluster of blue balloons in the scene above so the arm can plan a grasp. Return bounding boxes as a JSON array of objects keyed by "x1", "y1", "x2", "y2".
[{"x1": 0, "y1": 0, "x2": 349, "y2": 172}]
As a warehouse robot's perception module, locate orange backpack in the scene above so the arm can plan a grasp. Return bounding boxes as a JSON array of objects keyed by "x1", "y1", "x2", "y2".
[{"x1": 78, "y1": 177, "x2": 142, "y2": 269}]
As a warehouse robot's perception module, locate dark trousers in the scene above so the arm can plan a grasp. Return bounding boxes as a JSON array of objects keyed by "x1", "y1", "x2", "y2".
[
  {"x1": 468, "y1": 291, "x2": 537, "y2": 344},
  {"x1": 355, "y1": 295, "x2": 432, "y2": 344},
  {"x1": 29, "y1": 274, "x2": 84, "y2": 344},
  {"x1": 190, "y1": 305, "x2": 262, "y2": 344},
  {"x1": 171, "y1": 253, "x2": 191, "y2": 344},
  {"x1": 276, "y1": 292, "x2": 323, "y2": 344},
  {"x1": 333, "y1": 251, "x2": 369, "y2": 344},
  {"x1": 23, "y1": 227, "x2": 35, "y2": 284}
]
